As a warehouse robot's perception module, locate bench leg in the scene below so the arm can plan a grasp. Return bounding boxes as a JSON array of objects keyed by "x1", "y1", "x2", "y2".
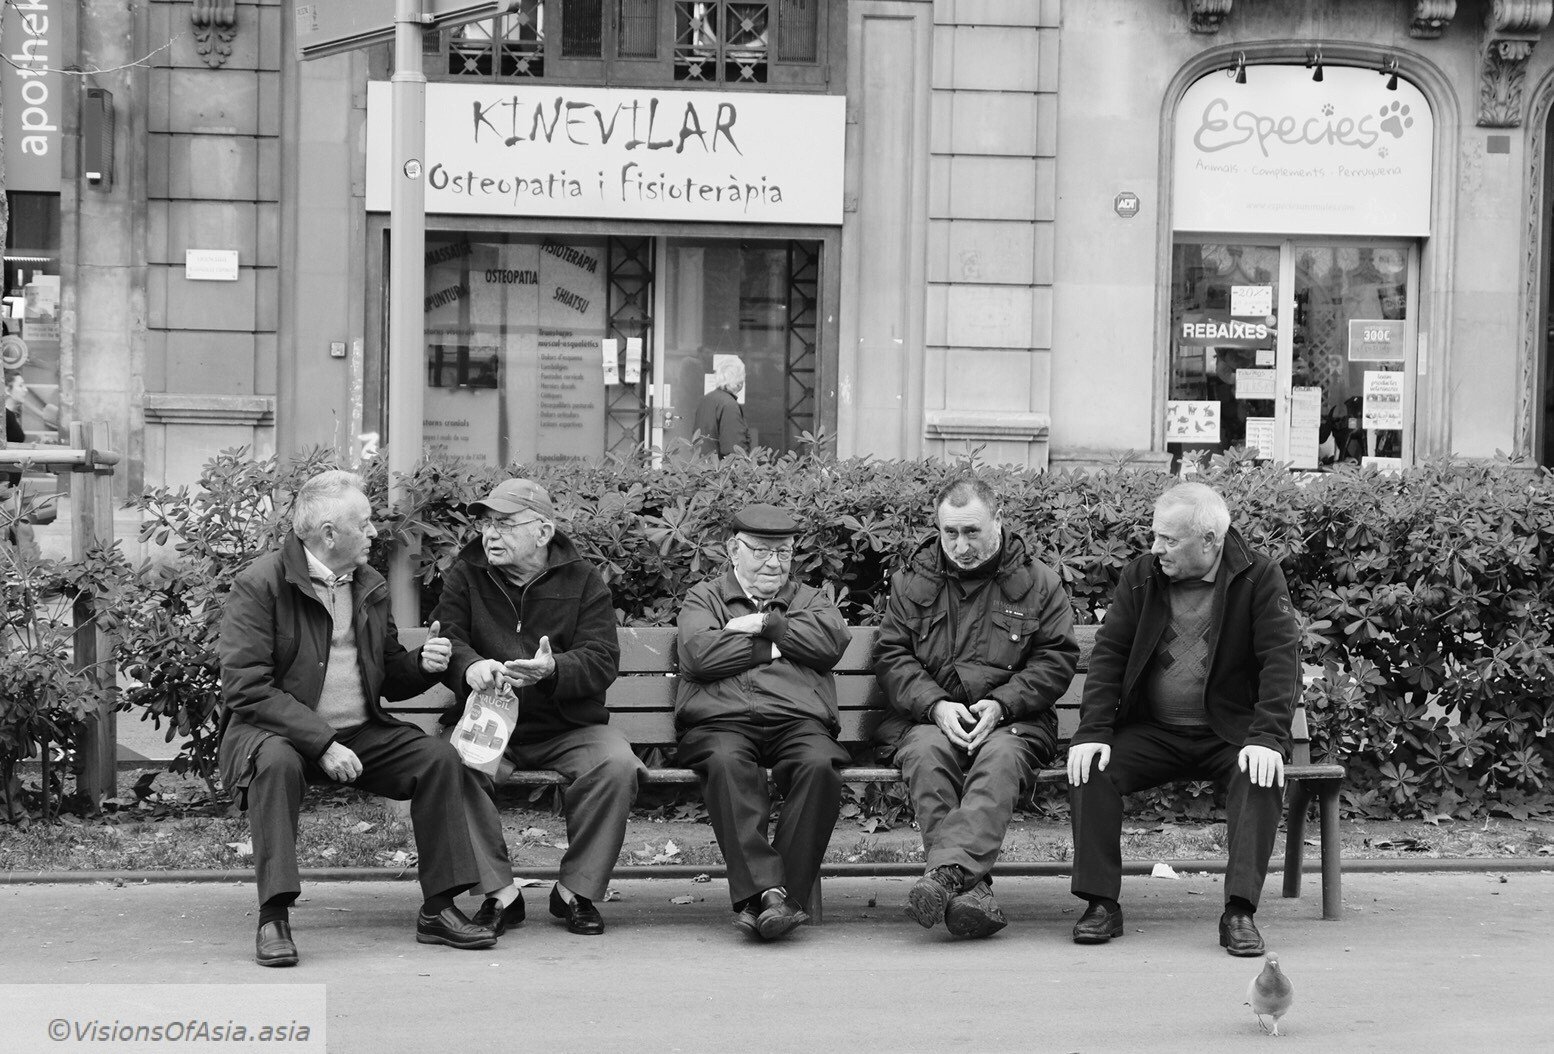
[
  {"x1": 805, "y1": 876, "x2": 823, "y2": 925},
  {"x1": 1281, "y1": 780, "x2": 1311, "y2": 900},
  {"x1": 1318, "y1": 780, "x2": 1342, "y2": 921}
]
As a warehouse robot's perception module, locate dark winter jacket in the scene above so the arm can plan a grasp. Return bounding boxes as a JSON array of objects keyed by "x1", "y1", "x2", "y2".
[
  {"x1": 1073, "y1": 526, "x2": 1300, "y2": 755},
  {"x1": 216, "y1": 535, "x2": 434, "y2": 774},
  {"x1": 430, "y1": 530, "x2": 619, "y2": 745},
  {"x1": 873, "y1": 530, "x2": 1079, "y2": 760},
  {"x1": 692, "y1": 386, "x2": 750, "y2": 459},
  {"x1": 674, "y1": 570, "x2": 850, "y2": 731}
]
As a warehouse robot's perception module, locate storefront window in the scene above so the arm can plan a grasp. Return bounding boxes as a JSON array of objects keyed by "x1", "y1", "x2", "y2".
[
  {"x1": 412, "y1": 231, "x2": 820, "y2": 466},
  {"x1": 3, "y1": 191, "x2": 62, "y2": 443},
  {"x1": 661, "y1": 237, "x2": 819, "y2": 455},
  {"x1": 422, "y1": 233, "x2": 610, "y2": 467}
]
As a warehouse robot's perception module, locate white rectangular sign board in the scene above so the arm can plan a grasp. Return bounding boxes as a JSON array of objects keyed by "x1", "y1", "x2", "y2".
[{"x1": 367, "y1": 82, "x2": 845, "y2": 226}]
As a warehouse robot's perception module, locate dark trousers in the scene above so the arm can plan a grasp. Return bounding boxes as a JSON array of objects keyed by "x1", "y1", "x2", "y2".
[
  {"x1": 677, "y1": 715, "x2": 847, "y2": 909},
  {"x1": 1070, "y1": 722, "x2": 1282, "y2": 907},
  {"x1": 894, "y1": 724, "x2": 1046, "y2": 882},
  {"x1": 239, "y1": 722, "x2": 488, "y2": 905},
  {"x1": 463, "y1": 723, "x2": 645, "y2": 901}
]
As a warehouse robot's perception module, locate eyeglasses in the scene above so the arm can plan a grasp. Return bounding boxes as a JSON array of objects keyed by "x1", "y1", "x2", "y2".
[
  {"x1": 738, "y1": 539, "x2": 794, "y2": 564},
  {"x1": 477, "y1": 515, "x2": 543, "y2": 534}
]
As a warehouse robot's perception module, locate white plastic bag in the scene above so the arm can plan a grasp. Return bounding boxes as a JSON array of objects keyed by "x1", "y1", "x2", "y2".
[{"x1": 452, "y1": 684, "x2": 519, "y2": 777}]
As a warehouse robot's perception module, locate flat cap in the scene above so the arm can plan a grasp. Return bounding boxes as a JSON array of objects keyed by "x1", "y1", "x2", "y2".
[
  {"x1": 471, "y1": 478, "x2": 554, "y2": 519},
  {"x1": 729, "y1": 503, "x2": 799, "y2": 539}
]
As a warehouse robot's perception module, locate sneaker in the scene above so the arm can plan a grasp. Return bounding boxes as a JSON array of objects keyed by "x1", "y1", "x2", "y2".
[
  {"x1": 944, "y1": 880, "x2": 1007, "y2": 938},
  {"x1": 905, "y1": 865, "x2": 964, "y2": 929}
]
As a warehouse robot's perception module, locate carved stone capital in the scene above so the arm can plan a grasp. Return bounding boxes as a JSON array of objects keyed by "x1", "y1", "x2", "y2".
[
  {"x1": 191, "y1": 0, "x2": 238, "y2": 70},
  {"x1": 1478, "y1": 2, "x2": 1552, "y2": 126},
  {"x1": 1183, "y1": 0, "x2": 1233, "y2": 35},
  {"x1": 1410, "y1": 1, "x2": 1458, "y2": 39}
]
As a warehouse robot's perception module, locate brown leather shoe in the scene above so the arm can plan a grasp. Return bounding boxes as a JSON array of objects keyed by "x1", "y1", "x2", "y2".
[
  {"x1": 472, "y1": 892, "x2": 526, "y2": 937},
  {"x1": 755, "y1": 888, "x2": 809, "y2": 941},
  {"x1": 1219, "y1": 909, "x2": 1265, "y2": 956},
  {"x1": 255, "y1": 920, "x2": 298, "y2": 967},
  {"x1": 944, "y1": 880, "x2": 1008, "y2": 939},
  {"x1": 416, "y1": 905, "x2": 497, "y2": 950},
  {"x1": 1072, "y1": 901, "x2": 1124, "y2": 944}
]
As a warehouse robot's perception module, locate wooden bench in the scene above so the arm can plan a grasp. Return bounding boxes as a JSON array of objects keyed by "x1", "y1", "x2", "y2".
[{"x1": 392, "y1": 624, "x2": 1347, "y2": 921}]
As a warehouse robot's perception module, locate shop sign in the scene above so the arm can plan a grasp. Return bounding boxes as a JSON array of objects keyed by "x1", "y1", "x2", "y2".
[
  {"x1": 1347, "y1": 318, "x2": 1405, "y2": 362},
  {"x1": 1176, "y1": 310, "x2": 1273, "y2": 348},
  {"x1": 366, "y1": 82, "x2": 845, "y2": 225},
  {"x1": 1173, "y1": 65, "x2": 1432, "y2": 237},
  {"x1": 1, "y1": 0, "x2": 61, "y2": 192}
]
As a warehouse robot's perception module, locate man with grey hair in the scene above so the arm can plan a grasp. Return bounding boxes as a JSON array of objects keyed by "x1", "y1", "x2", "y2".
[
  {"x1": 219, "y1": 469, "x2": 502, "y2": 966},
  {"x1": 1067, "y1": 481, "x2": 1300, "y2": 956},
  {"x1": 693, "y1": 356, "x2": 751, "y2": 459}
]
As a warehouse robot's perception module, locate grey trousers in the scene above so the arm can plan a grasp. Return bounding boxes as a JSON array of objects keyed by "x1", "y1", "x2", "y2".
[
  {"x1": 462, "y1": 723, "x2": 645, "y2": 902},
  {"x1": 894, "y1": 723, "x2": 1046, "y2": 882}
]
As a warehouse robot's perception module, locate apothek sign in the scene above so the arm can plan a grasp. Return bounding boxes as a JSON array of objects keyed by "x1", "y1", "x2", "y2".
[
  {"x1": 367, "y1": 82, "x2": 845, "y2": 225},
  {"x1": 1172, "y1": 65, "x2": 1433, "y2": 236}
]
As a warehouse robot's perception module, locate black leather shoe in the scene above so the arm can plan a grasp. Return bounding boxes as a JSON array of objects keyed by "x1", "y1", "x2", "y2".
[
  {"x1": 549, "y1": 885, "x2": 605, "y2": 935},
  {"x1": 416, "y1": 905, "x2": 497, "y2": 950},
  {"x1": 255, "y1": 920, "x2": 298, "y2": 967},
  {"x1": 472, "y1": 891, "x2": 526, "y2": 937},
  {"x1": 1072, "y1": 901, "x2": 1124, "y2": 944},
  {"x1": 755, "y1": 888, "x2": 809, "y2": 941},
  {"x1": 732, "y1": 904, "x2": 760, "y2": 938},
  {"x1": 1219, "y1": 909, "x2": 1265, "y2": 956}
]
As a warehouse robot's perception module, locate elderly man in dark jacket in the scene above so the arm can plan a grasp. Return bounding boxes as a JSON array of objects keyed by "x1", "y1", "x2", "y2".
[
  {"x1": 875, "y1": 475, "x2": 1079, "y2": 938},
  {"x1": 218, "y1": 470, "x2": 498, "y2": 967},
  {"x1": 431, "y1": 477, "x2": 643, "y2": 937},
  {"x1": 1068, "y1": 481, "x2": 1300, "y2": 957},
  {"x1": 675, "y1": 504, "x2": 850, "y2": 941}
]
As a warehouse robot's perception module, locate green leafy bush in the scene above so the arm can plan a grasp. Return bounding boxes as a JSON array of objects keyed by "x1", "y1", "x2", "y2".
[{"x1": 9, "y1": 443, "x2": 1554, "y2": 823}]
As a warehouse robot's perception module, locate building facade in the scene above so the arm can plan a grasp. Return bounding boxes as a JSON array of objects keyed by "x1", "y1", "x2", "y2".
[{"x1": 9, "y1": 0, "x2": 1554, "y2": 491}]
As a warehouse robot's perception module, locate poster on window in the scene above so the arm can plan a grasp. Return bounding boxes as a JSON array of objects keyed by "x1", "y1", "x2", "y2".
[
  {"x1": 1362, "y1": 370, "x2": 1404, "y2": 430},
  {"x1": 422, "y1": 235, "x2": 608, "y2": 465},
  {"x1": 1165, "y1": 400, "x2": 1220, "y2": 443},
  {"x1": 1289, "y1": 386, "x2": 1322, "y2": 469},
  {"x1": 1243, "y1": 416, "x2": 1276, "y2": 460}
]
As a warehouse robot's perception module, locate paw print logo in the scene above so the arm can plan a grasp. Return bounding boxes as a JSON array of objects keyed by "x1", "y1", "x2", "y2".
[
  {"x1": 1380, "y1": 100, "x2": 1414, "y2": 139},
  {"x1": 1321, "y1": 104, "x2": 1334, "y2": 116},
  {"x1": 1378, "y1": 146, "x2": 1389, "y2": 159}
]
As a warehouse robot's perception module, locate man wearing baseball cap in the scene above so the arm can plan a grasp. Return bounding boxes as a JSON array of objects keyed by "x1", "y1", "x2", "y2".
[
  {"x1": 674, "y1": 504, "x2": 851, "y2": 941},
  {"x1": 431, "y1": 477, "x2": 644, "y2": 937}
]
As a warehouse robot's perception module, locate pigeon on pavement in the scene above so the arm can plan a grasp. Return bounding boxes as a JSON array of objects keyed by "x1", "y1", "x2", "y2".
[{"x1": 1247, "y1": 953, "x2": 1294, "y2": 1036}]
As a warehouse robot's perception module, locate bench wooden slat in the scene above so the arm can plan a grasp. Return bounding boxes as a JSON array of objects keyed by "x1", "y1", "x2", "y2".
[{"x1": 395, "y1": 619, "x2": 1346, "y2": 922}]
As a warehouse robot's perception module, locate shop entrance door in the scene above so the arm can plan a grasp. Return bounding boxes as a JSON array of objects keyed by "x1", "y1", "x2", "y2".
[
  {"x1": 1168, "y1": 239, "x2": 1417, "y2": 469},
  {"x1": 652, "y1": 237, "x2": 822, "y2": 457}
]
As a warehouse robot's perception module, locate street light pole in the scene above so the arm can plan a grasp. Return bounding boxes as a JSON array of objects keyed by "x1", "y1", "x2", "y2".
[{"x1": 387, "y1": 0, "x2": 427, "y2": 626}]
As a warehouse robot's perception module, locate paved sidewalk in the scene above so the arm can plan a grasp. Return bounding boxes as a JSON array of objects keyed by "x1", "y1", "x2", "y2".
[{"x1": 1, "y1": 871, "x2": 1548, "y2": 1053}]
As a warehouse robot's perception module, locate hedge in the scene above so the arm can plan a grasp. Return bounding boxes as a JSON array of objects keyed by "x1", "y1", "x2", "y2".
[{"x1": 2, "y1": 443, "x2": 1551, "y2": 823}]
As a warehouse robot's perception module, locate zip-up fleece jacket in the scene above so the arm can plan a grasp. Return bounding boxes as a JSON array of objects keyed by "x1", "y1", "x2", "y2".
[
  {"x1": 674, "y1": 570, "x2": 850, "y2": 731},
  {"x1": 1072, "y1": 526, "x2": 1300, "y2": 756},
  {"x1": 216, "y1": 535, "x2": 434, "y2": 786},
  {"x1": 873, "y1": 530, "x2": 1079, "y2": 760},
  {"x1": 430, "y1": 530, "x2": 619, "y2": 745}
]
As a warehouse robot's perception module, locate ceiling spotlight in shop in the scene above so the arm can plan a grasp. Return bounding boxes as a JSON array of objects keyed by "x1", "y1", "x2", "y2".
[
  {"x1": 1230, "y1": 51, "x2": 1247, "y2": 84},
  {"x1": 1307, "y1": 48, "x2": 1324, "y2": 82}
]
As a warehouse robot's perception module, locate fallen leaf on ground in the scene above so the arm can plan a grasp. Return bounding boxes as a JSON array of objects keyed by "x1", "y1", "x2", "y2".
[
  {"x1": 226, "y1": 841, "x2": 253, "y2": 858},
  {"x1": 670, "y1": 895, "x2": 698, "y2": 905},
  {"x1": 350, "y1": 821, "x2": 375, "y2": 835}
]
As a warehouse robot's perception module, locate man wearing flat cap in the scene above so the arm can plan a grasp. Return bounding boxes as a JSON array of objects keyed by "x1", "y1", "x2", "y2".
[
  {"x1": 431, "y1": 478, "x2": 644, "y2": 937},
  {"x1": 675, "y1": 504, "x2": 851, "y2": 941}
]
